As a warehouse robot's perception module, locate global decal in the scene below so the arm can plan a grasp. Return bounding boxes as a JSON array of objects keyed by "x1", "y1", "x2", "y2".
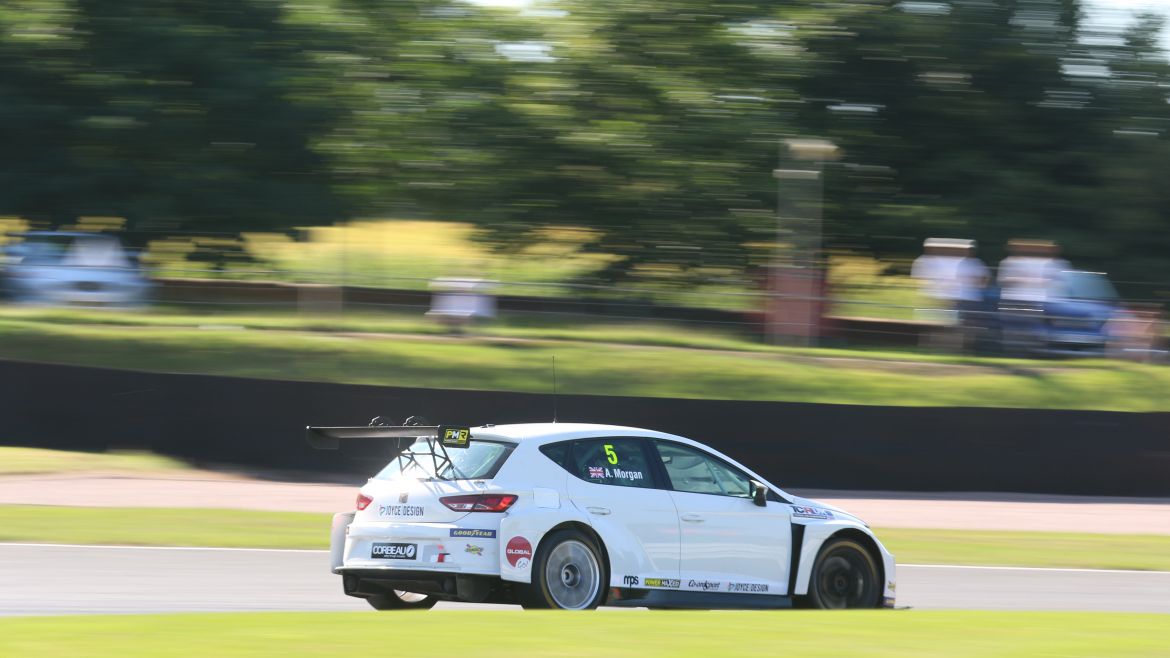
[
  {"x1": 644, "y1": 578, "x2": 681, "y2": 589},
  {"x1": 450, "y1": 528, "x2": 497, "y2": 538},
  {"x1": 379, "y1": 504, "x2": 425, "y2": 517},
  {"x1": 727, "y1": 582, "x2": 769, "y2": 593},
  {"x1": 505, "y1": 536, "x2": 533, "y2": 568},
  {"x1": 687, "y1": 579, "x2": 721, "y2": 592}
]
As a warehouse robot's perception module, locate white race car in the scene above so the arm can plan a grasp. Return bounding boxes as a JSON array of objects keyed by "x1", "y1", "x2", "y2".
[{"x1": 310, "y1": 420, "x2": 895, "y2": 610}]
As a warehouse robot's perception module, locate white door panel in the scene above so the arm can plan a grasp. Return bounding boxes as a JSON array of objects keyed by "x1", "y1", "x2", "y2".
[
  {"x1": 669, "y1": 492, "x2": 791, "y2": 593},
  {"x1": 566, "y1": 476, "x2": 680, "y2": 580}
]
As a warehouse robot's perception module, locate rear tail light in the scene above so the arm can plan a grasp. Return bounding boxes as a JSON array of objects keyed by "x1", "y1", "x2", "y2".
[
  {"x1": 356, "y1": 493, "x2": 373, "y2": 511},
  {"x1": 440, "y1": 493, "x2": 518, "y2": 513}
]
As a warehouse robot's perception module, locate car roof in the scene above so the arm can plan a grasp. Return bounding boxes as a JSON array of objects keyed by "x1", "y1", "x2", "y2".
[{"x1": 471, "y1": 422, "x2": 692, "y2": 445}]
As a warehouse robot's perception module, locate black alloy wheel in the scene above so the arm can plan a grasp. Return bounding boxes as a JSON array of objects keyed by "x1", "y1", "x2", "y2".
[{"x1": 807, "y1": 537, "x2": 881, "y2": 609}]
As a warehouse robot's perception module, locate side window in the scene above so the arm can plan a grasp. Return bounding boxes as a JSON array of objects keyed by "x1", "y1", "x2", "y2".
[
  {"x1": 539, "y1": 441, "x2": 572, "y2": 470},
  {"x1": 570, "y1": 438, "x2": 652, "y2": 489},
  {"x1": 656, "y1": 441, "x2": 752, "y2": 498}
]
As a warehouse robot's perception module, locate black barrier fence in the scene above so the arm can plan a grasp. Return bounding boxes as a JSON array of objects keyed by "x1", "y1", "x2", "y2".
[{"x1": 1, "y1": 360, "x2": 1167, "y2": 496}]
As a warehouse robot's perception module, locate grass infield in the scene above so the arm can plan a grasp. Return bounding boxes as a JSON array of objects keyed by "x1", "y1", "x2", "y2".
[
  {"x1": 1, "y1": 313, "x2": 1168, "y2": 410},
  {"x1": 0, "y1": 447, "x2": 189, "y2": 476},
  {"x1": 0, "y1": 611, "x2": 1167, "y2": 657},
  {"x1": 1, "y1": 506, "x2": 1169, "y2": 571}
]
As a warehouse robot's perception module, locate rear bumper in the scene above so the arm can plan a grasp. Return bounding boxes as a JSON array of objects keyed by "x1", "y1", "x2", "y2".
[{"x1": 339, "y1": 568, "x2": 502, "y2": 602}]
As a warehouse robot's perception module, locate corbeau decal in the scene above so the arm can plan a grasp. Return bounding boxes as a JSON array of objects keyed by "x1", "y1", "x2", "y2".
[
  {"x1": 727, "y1": 582, "x2": 769, "y2": 593},
  {"x1": 505, "y1": 536, "x2": 532, "y2": 568},
  {"x1": 790, "y1": 505, "x2": 832, "y2": 520},
  {"x1": 371, "y1": 543, "x2": 417, "y2": 559},
  {"x1": 644, "y1": 578, "x2": 681, "y2": 589},
  {"x1": 687, "y1": 579, "x2": 721, "y2": 592},
  {"x1": 379, "y1": 504, "x2": 425, "y2": 517},
  {"x1": 464, "y1": 544, "x2": 484, "y2": 556},
  {"x1": 450, "y1": 528, "x2": 497, "y2": 538}
]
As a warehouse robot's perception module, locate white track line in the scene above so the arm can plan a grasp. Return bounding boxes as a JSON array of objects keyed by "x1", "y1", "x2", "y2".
[{"x1": 2, "y1": 543, "x2": 1167, "y2": 574}]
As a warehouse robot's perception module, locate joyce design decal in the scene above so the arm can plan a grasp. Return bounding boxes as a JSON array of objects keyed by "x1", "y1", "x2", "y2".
[
  {"x1": 371, "y1": 543, "x2": 417, "y2": 560},
  {"x1": 790, "y1": 505, "x2": 833, "y2": 520},
  {"x1": 727, "y1": 582, "x2": 769, "y2": 593},
  {"x1": 379, "y1": 504, "x2": 425, "y2": 517}
]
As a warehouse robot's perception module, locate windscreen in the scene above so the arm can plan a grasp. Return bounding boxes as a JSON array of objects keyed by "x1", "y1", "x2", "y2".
[{"x1": 373, "y1": 437, "x2": 513, "y2": 481}]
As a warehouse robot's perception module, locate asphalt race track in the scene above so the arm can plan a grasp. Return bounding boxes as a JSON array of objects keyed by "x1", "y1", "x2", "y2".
[{"x1": 3, "y1": 544, "x2": 1168, "y2": 616}]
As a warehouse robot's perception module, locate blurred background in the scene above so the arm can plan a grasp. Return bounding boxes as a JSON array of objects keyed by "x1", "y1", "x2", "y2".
[{"x1": 1, "y1": 0, "x2": 1169, "y2": 401}]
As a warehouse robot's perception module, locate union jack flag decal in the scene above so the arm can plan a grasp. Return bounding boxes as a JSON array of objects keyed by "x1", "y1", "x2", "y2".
[{"x1": 588, "y1": 466, "x2": 605, "y2": 478}]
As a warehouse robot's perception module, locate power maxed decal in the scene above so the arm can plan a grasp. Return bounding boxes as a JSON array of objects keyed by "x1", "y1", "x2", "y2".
[
  {"x1": 505, "y1": 536, "x2": 532, "y2": 569},
  {"x1": 644, "y1": 578, "x2": 681, "y2": 589}
]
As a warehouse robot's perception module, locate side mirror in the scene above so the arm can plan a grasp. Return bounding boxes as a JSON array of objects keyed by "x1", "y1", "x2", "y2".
[{"x1": 750, "y1": 480, "x2": 768, "y2": 507}]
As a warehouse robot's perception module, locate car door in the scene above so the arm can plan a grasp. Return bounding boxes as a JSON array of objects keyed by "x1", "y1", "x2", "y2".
[
  {"x1": 653, "y1": 440, "x2": 791, "y2": 595},
  {"x1": 562, "y1": 438, "x2": 680, "y2": 586}
]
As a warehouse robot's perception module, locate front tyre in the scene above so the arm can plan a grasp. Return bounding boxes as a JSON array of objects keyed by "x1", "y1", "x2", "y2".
[
  {"x1": 807, "y1": 537, "x2": 881, "y2": 609},
  {"x1": 519, "y1": 529, "x2": 607, "y2": 610},
  {"x1": 366, "y1": 590, "x2": 438, "y2": 611}
]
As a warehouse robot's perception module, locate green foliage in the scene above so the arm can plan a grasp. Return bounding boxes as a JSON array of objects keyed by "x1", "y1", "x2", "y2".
[{"x1": 0, "y1": 0, "x2": 1167, "y2": 290}]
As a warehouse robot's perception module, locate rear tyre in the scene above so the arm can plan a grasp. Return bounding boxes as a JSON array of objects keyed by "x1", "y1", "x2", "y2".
[
  {"x1": 519, "y1": 529, "x2": 607, "y2": 610},
  {"x1": 807, "y1": 537, "x2": 881, "y2": 609},
  {"x1": 365, "y1": 590, "x2": 438, "y2": 611}
]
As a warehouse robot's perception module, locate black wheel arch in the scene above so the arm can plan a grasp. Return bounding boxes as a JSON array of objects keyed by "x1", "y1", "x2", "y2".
[{"x1": 539, "y1": 521, "x2": 612, "y2": 604}]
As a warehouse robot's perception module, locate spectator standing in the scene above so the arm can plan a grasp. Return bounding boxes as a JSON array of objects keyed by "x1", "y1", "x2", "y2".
[
  {"x1": 912, "y1": 238, "x2": 988, "y2": 351},
  {"x1": 997, "y1": 240, "x2": 1070, "y2": 353}
]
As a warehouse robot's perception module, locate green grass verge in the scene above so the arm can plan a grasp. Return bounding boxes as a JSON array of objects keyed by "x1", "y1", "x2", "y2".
[
  {"x1": 1, "y1": 315, "x2": 1168, "y2": 410},
  {"x1": 0, "y1": 506, "x2": 327, "y2": 550},
  {"x1": 3, "y1": 505, "x2": 1170, "y2": 571},
  {"x1": 0, "y1": 447, "x2": 188, "y2": 475},
  {"x1": 1, "y1": 611, "x2": 1168, "y2": 657},
  {"x1": 878, "y1": 528, "x2": 1170, "y2": 571}
]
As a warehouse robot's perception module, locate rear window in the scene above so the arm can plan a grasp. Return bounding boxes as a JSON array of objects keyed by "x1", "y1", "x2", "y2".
[{"x1": 374, "y1": 437, "x2": 514, "y2": 481}]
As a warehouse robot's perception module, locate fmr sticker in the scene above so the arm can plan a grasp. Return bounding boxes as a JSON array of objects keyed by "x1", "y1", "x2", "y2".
[
  {"x1": 371, "y1": 543, "x2": 417, "y2": 560},
  {"x1": 644, "y1": 578, "x2": 681, "y2": 589},
  {"x1": 505, "y1": 536, "x2": 532, "y2": 569},
  {"x1": 790, "y1": 505, "x2": 833, "y2": 520},
  {"x1": 450, "y1": 528, "x2": 497, "y2": 538}
]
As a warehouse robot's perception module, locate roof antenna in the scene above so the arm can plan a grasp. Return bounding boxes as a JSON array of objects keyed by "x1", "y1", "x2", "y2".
[{"x1": 552, "y1": 355, "x2": 559, "y2": 423}]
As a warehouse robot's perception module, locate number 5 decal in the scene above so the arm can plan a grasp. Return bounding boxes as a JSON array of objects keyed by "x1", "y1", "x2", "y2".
[{"x1": 604, "y1": 444, "x2": 618, "y2": 465}]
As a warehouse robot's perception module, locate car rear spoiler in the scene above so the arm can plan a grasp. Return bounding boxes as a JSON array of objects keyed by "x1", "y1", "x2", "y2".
[{"x1": 306, "y1": 424, "x2": 471, "y2": 451}]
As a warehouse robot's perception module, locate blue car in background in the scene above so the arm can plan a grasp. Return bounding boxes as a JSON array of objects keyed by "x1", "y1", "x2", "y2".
[
  {"x1": 1, "y1": 231, "x2": 151, "y2": 307},
  {"x1": 1040, "y1": 271, "x2": 1121, "y2": 355}
]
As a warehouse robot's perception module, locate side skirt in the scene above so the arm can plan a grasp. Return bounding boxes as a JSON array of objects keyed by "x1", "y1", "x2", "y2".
[{"x1": 606, "y1": 589, "x2": 794, "y2": 610}]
